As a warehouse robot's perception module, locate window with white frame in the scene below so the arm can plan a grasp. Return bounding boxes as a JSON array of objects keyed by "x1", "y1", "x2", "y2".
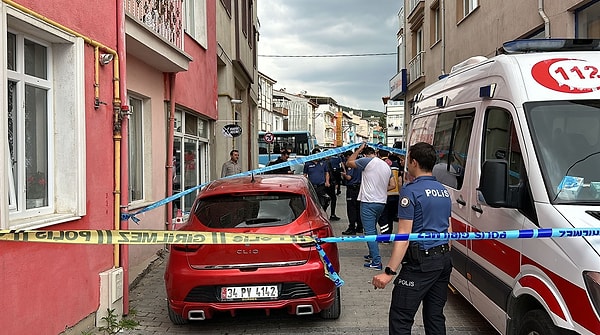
[
  {"x1": 128, "y1": 96, "x2": 144, "y2": 202},
  {"x1": 3, "y1": 5, "x2": 86, "y2": 229},
  {"x1": 430, "y1": 2, "x2": 441, "y2": 45},
  {"x1": 184, "y1": 0, "x2": 208, "y2": 48},
  {"x1": 457, "y1": 0, "x2": 478, "y2": 20},
  {"x1": 172, "y1": 109, "x2": 209, "y2": 216}
]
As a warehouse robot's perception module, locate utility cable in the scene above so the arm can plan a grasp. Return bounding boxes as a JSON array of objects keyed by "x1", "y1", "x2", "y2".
[{"x1": 258, "y1": 52, "x2": 396, "y2": 58}]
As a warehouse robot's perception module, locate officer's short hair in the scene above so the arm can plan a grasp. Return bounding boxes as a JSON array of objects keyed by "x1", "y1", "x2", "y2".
[{"x1": 408, "y1": 142, "x2": 437, "y2": 171}]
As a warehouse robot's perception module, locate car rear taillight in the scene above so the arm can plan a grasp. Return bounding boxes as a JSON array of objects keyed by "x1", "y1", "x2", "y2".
[
  {"x1": 297, "y1": 225, "x2": 332, "y2": 247},
  {"x1": 171, "y1": 244, "x2": 201, "y2": 252}
]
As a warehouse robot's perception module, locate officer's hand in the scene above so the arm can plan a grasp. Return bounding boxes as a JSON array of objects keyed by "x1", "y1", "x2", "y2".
[{"x1": 372, "y1": 273, "x2": 394, "y2": 290}]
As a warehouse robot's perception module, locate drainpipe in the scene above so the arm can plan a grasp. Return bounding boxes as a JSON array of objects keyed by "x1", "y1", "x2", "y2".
[
  {"x1": 166, "y1": 73, "x2": 176, "y2": 231},
  {"x1": 117, "y1": 0, "x2": 130, "y2": 315},
  {"x1": 440, "y1": 0, "x2": 446, "y2": 75},
  {"x1": 538, "y1": 0, "x2": 551, "y2": 38},
  {"x1": 247, "y1": 87, "x2": 252, "y2": 170}
]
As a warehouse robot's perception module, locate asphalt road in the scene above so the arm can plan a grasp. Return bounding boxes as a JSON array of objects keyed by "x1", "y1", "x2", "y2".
[{"x1": 116, "y1": 195, "x2": 498, "y2": 335}]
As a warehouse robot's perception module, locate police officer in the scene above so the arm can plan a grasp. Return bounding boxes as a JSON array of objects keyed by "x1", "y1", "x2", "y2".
[
  {"x1": 303, "y1": 148, "x2": 330, "y2": 209},
  {"x1": 341, "y1": 150, "x2": 363, "y2": 235},
  {"x1": 372, "y1": 142, "x2": 452, "y2": 335}
]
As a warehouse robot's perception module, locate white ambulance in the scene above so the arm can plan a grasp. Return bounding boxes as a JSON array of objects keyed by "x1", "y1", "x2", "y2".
[{"x1": 408, "y1": 39, "x2": 600, "y2": 334}]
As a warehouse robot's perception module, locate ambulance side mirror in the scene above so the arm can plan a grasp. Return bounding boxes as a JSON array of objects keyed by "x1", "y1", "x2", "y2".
[{"x1": 477, "y1": 159, "x2": 519, "y2": 208}]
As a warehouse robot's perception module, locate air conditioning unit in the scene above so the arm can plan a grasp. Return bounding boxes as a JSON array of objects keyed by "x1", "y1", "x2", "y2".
[{"x1": 96, "y1": 267, "x2": 124, "y2": 327}]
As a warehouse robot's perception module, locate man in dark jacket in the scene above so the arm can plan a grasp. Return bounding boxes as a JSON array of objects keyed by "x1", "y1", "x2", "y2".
[{"x1": 266, "y1": 149, "x2": 293, "y2": 174}]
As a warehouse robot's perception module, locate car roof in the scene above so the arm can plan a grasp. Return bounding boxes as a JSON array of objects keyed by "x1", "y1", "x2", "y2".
[{"x1": 200, "y1": 175, "x2": 310, "y2": 198}]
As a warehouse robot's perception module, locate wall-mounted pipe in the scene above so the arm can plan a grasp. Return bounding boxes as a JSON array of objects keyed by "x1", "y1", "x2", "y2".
[
  {"x1": 539, "y1": 0, "x2": 551, "y2": 38},
  {"x1": 441, "y1": 0, "x2": 446, "y2": 75},
  {"x1": 166, "y1": 73, "x2": 176, "y2": 232},
  {"x1": 117, "y1": 0, "x2": 130, "y2": 315}
]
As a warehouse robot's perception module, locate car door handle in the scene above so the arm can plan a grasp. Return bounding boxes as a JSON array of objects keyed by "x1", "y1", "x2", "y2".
[
  {"x1": 456, "y1": 198, "x2": 466, "y2": 206},
  {"x1": 471, "y1": 205, "x2": 483, "y2": 214}
]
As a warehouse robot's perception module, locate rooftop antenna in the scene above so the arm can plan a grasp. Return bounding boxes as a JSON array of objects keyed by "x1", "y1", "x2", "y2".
[{"x1": 251, "y1": 172, "x2": 256, "y2": 183}]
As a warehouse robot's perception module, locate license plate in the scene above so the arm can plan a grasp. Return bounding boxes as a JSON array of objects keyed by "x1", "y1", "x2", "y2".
[{"x1": 221, "y1": 285, "x2": 279, "y2": 301}]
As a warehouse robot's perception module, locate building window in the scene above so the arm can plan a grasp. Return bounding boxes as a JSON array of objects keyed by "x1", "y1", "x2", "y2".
[
  {"x1": 576, "y1": 1, "x2": 600, "y2": 38},
  {"x1": 128, "y1": 96, "x2": 145, "y2": 202},
  {"x1": 173, "y1": 109, "x2": 209, "y2": 215},
  {"x1": 184, "y1": 0, "x2": 208, "y2": 48},
  {"x1": 430, "y1": 2, "x2": 441, "y2": 45},
  {"x1": 409, "y1": 25, "x2": 424, "y2": 83},
  {"x1": 3, "y1": 5, "x2": 86, "y2": 229},
  {"x1": 457, "y1": 0, "x2": 478, "y2": 21},
  {"x1": 7, "y1": 33, "x2": 51, "y2": 212}
]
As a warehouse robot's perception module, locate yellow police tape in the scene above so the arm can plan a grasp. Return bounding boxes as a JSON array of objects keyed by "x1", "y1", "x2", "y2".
[{"x1": 0, "y1": 230, "x2": 315, "y2": 245}]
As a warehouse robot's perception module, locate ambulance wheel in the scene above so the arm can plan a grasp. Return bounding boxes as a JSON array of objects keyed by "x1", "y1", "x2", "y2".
[
  {"x1": 320, "y1": 287, "x2": 341, "y2": 319},
  {"x1": 167, "y1": 303, "x2": 188, "y2": 325},
  {"x1": 518, "y1": 309, "x2": 559, "y2": 335}
]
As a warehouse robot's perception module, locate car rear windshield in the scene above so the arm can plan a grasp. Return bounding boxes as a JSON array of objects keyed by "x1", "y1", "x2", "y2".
[{"x1": 193, "y1": 193, "x2": 306, "y2": 228}]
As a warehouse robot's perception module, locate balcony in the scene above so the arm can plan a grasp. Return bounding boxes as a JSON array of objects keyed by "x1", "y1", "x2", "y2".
[
  {"x1": 125, "y1": 0, "x2": 191, "y2": 72},
  {"x1": 126, "y1": 0, "x2": 183, "y2": 48},
  {"x1": 407, "y1": 0, "x2": 424, "y2": 26},
  {"x1": 408, "y1": 51, "x2": 425, "y2": 85}
]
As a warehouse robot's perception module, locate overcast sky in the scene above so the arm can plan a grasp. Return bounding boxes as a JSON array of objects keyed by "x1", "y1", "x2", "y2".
[{"x1": 257, "y1": 1, "x2": 400, "y2": 112}]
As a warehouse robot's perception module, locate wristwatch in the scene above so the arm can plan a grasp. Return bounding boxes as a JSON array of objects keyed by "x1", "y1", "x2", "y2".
[{"x1": 384, "y1": 266, "x2": 397, "y2": 276}]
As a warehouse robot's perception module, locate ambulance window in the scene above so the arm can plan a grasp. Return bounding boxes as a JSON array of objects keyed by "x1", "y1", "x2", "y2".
[
  {"x1": 483, "y1": 108, "x2": 524, "y2": 186},
  {"x1": 432, "y1": 109, "x2": 474, "y2": 189}
]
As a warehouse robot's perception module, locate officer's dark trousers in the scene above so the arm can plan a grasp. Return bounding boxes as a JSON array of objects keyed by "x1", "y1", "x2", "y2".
[
  {"x1": 378, "y1": 195, "x2": 399, "y2": 234},
  {"x1": 345, "y1": 186, "x2": 362, "y2": 230},
  {"x1": 326, "y1": 183, "x2": 338, "y2": 216},
  {"x1": 389, "y1": 252, "x2": 452, "y2": 335},
  {"x1": 312, "y1": 184, "x2": 328, "y2": 209}
]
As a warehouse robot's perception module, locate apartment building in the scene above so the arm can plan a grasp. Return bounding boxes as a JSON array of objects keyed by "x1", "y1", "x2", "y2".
[
  {"x1": 216, "y1": 0, "x2": 259, "y2": 175},
  {"x1": 257, "y1": 71, "x2": 283, "y2": 131},
  {"x1": 398, "y1": 0, "x2": 600, "y2": 120}
]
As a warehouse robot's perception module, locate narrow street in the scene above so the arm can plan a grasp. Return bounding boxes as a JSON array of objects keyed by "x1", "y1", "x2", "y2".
[{"x1": 118, "y1": 195, "x2": 497, "y2": 335}]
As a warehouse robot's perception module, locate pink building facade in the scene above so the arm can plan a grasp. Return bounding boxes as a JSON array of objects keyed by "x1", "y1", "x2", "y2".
[{"x1": 0, "y1": 0, "x2": 217, "y2": 333}]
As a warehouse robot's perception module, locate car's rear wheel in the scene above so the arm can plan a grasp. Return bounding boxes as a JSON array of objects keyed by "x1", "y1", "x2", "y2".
[
  {"x1": 167, "y1": 303, "x2": 188, "y2": 325},
  {"x1": 320, "y1": 287, "x2": 341, "y2": 319}
]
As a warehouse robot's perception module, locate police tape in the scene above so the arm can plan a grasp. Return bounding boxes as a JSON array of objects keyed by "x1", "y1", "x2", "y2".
[
  {"x1": 121, "y1": 142, "x2": 363, "y2": 223},
  {"x1": 3, "y1": 227, "x2": 599, "y2": 289},
  {"x1": 121, "y1": 141, "x2": 404, "y2": 224},
  {"x1": 2, "y1": 227, "x2": 599, "y2": 245},
  {"x1": 0, "y1": 230, "x2": 313, "y2": 244}
]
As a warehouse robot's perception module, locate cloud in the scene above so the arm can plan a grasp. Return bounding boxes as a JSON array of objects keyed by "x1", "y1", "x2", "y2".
[{"x1": 258, "y1": 0, "x2": 400, "y2": 112}]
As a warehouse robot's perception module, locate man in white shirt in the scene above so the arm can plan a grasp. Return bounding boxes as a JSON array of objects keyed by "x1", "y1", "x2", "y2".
[{"x1": 346, "y1": 142, "x2": 396, "y2": 270}]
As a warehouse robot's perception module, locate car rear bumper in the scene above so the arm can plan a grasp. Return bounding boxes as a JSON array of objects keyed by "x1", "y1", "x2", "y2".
[
  {"x1": 168, "y1": 292, "x2": 336, "y2": 320},
  {"x1": 165, "y1": 258, "x2": 338, "y2": 320}
]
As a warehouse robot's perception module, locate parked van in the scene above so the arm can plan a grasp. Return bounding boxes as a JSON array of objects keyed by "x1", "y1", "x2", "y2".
[{"x1": 408, "y1": 39, "x2": 600, "y2": 335}]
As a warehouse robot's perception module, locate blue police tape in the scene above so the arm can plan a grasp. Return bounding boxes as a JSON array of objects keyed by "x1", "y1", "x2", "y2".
[
  {"x1": 314, "y1": 242, "x2": 345, "y2": 287},
  {"x1": 320, "y1": 227, "x2": 600, "y2": 244},
  {"x1": 122, "y1": 142, "x2": 386, "y2": 223},
  {"x1": 316, "y1": 227, "x2": 600, "y2": 286}
]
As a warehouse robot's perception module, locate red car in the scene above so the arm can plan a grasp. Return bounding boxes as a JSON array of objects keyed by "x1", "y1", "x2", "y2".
[{"x1": 164, "y1": 174, "x2": 341, "y2": 324}]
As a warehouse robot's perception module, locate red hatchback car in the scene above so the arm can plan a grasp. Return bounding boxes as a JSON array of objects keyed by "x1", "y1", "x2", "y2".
[{"x1": 164, "y1": 174, "x2": 341, "y2": 324}]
